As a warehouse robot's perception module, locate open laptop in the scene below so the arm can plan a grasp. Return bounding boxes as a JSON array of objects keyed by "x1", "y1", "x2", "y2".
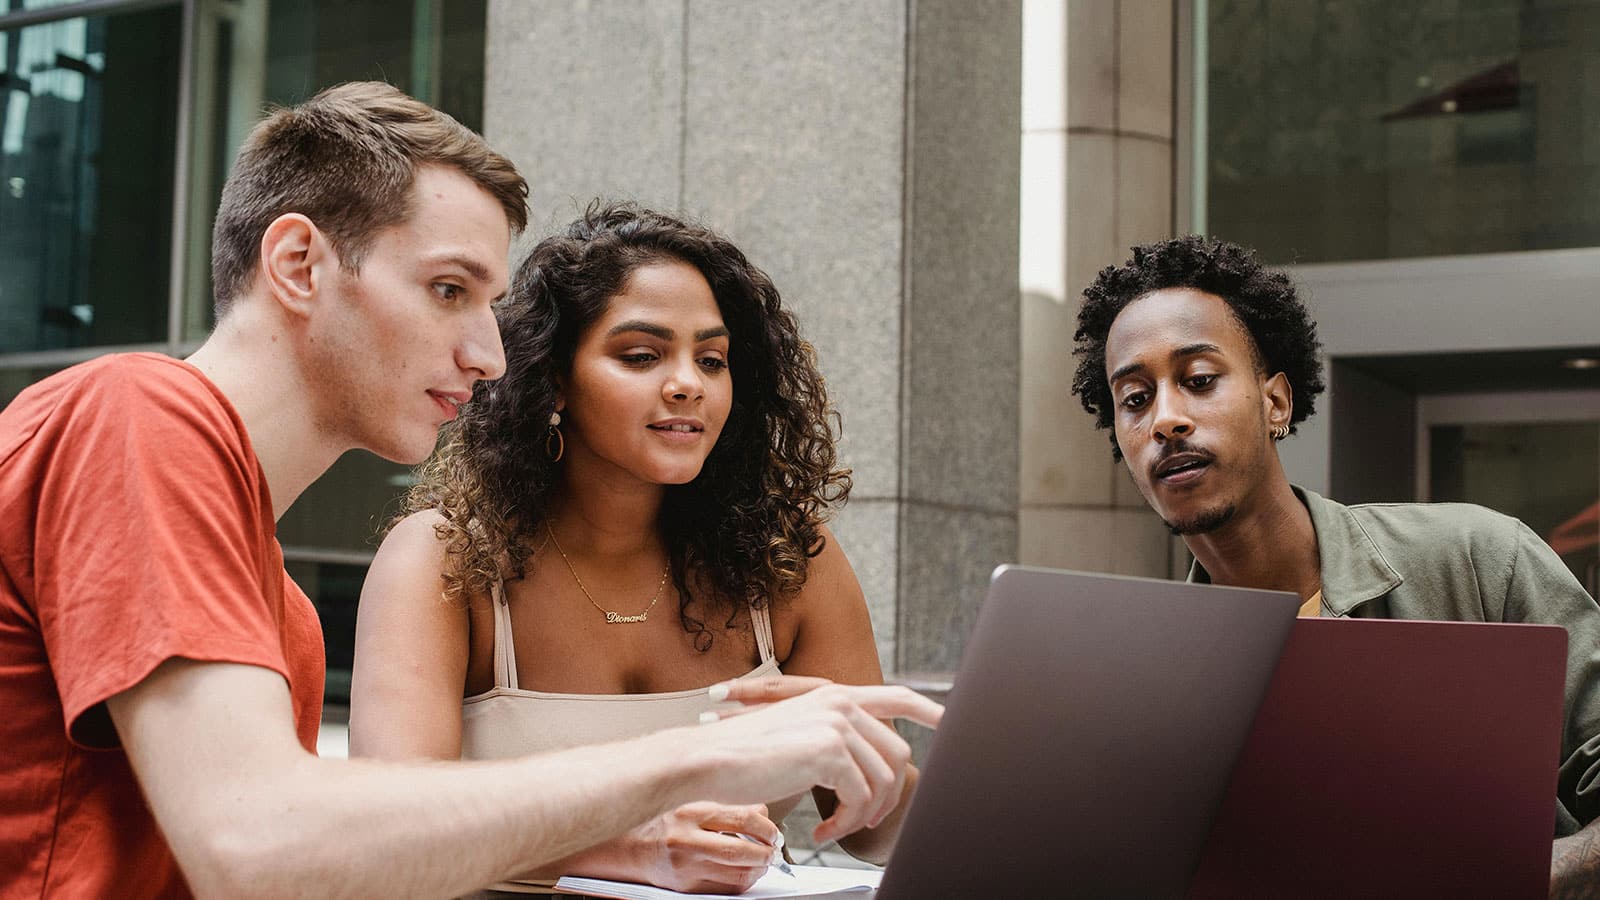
[
  {"x1": 1187, "y1": 616, "x2": 1566, "y2": 899},
  {"x1": 875, "y1": 566, "x2": 1301, "y2": 899}
]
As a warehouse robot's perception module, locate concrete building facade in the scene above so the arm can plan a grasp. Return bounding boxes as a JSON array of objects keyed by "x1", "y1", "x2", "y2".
[{"x1": 1, "y1": 0, "x2": 1595, "y2": 717}]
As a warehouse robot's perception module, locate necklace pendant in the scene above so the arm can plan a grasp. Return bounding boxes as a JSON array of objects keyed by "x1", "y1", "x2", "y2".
[{"x1": 606, "y1": 611, "x2": 648, "y2": 624}]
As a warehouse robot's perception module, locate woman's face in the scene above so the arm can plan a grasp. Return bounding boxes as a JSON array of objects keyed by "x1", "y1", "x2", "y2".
[{"x1": 558, "y1": 259, "x2": 733, "y2": 489}]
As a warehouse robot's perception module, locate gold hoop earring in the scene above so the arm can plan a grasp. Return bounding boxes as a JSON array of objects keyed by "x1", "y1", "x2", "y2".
[
  {"x1": 546, "y1": 411, "x2": 565, "y2": 462},
  {"x1": 1270, "y1": 424, "x2": 1290, "y2": 441}
]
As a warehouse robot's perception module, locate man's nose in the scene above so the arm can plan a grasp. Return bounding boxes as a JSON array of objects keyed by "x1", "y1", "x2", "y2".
[
  {"x1": 460, "y1": 304, "x2": 506, "y2": 382},
  {"x1": 1150, "y1": 388, "x2": 1193, "y2": 443}
]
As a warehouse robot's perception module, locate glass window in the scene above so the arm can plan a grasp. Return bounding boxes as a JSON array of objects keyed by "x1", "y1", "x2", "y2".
[
  {"x1": 0, "y1": 3, "x2": 180, "y2": 354},
  {"x1": 0, "y1": 0, "x2": 489, "y2": 708},
  {"x1": 181, "y1": 0, "x2": 488, "y2": 339},
  {"x1": 221, "y1": 0, "x2": 486, "y2": 699},
  {"x1": 1204, "y1": 0, "x2": 1600, "y2": 264},
  {"x1": 0, "y1": 363, "x2": 60, "y2": 406},
  {"x1": 1430, "y1": 421, "x2": 1599, "y2": 598},
  {"x1": 285, "y1": 557, "x2": 368, "y2": 705},
  {"x1": 277, "y1": 451, "x2": 413, "y2": 556}
]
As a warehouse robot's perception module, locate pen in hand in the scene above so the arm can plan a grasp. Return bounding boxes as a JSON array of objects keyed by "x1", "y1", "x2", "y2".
[{"x1": 722, "y1": 830, "x2": 795, "y2": 877}]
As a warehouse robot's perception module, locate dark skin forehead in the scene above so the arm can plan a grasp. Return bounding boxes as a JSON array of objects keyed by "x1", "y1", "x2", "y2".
[{"x1": 1105, "y1": 288, "x2": 1262, "y2": 383}]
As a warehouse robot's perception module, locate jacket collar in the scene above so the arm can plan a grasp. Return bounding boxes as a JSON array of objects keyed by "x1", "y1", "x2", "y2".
[{"x1": 1187, "y1": 485, "x2": 1402, "y2": 616}]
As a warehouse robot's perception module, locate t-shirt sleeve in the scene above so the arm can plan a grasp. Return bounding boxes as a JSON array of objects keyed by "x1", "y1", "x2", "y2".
[{"x1": 30, "y1": 365, "x2": 290, "y2": 749}]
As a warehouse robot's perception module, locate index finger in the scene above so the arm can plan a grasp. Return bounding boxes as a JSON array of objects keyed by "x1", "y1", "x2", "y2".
[
  {"x1": 831, "y1": 685, "x2": 945, "y2": 730},
  {"x1": 713, "y1": 675, "x2": 835, "y2": 705}
]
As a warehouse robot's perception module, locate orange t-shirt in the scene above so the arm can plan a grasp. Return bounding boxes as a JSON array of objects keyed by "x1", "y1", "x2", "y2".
[{"x1": 0, "y1": 353, "x2": 325, "y2": 898}]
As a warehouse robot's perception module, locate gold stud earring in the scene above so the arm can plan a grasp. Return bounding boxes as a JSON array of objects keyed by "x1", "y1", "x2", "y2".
[{"x1": 1270, "y1": 424, "x2": 1290, "y2": 441}]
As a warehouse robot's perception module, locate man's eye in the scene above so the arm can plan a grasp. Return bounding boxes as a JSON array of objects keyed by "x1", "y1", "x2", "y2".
[
  {"x1": 1120, "y1": 392, "x2": 1148, "y2": 410},
  {"x1": 432, "y1": 283, "x2": 464, "y2": 303},
  {"x1": 1187, "y1": 374, "x2": 1218, "y2": 390}
]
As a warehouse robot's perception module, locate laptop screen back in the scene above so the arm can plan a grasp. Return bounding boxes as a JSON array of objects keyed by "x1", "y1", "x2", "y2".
[
  {"x1": 1188, "y1": 617, "x2": 1567, "y2": 899},
  {"x1": 878, "y1": 566, "x2": 1300, "y2": 899}
]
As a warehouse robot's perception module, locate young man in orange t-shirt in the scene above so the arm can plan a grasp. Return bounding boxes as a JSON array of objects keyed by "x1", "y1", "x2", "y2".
[{"x1": 0, "y1": 82, "x2": 940, "y2": 898}]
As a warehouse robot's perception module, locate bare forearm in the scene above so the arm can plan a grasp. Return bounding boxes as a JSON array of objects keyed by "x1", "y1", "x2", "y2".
[
  {"x1": 1552, "y1": 822, "x2": 1600, "y2": 899},
  {"x1": 515, "y1": 830, "x2": 646, "y2": 883},
  {"x1": 172, "y1": 733, "x2": 711, "y2": 899},
  {"x1": 120, "y1": 664, "x2": 941, "y2": 899}
]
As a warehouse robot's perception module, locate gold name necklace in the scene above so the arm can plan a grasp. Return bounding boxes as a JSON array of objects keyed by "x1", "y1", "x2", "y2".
[{"x1": 544, "y1": 521, "x2": 670, "y2": 624}]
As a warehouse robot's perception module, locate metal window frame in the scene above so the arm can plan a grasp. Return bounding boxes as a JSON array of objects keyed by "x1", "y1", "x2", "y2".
[
  {"x1": 0, "y1": 0, "x2": 196, "y2": 372},
  {"x1": 1414, "y1": 389, "x2": 1600, "y2": 502},
  {"x1": 1177, "y1": 0, "x2": 1600, "y2": 279},
  {"x1": 2, "y1": 0, "x2": 382, "y2": 579}
]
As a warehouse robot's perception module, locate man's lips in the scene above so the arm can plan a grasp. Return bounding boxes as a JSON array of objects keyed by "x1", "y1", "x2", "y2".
[
  {"x1": 1152, "y1": 449, "x2": 1214, "y2": 484},
  {"x1": 428, "y1": 390, "x2": 471, "y2": 421}
]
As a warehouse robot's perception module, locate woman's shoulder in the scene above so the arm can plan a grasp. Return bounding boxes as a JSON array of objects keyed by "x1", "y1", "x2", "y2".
[
  {"x1": 770, "y1": 520, "x2": 884, "y2": 681},
  {"x1": 385, "y1": 508, "x2": 451, "y2": 543},
  {"x1": 799, "y1": 522, "x2": 855, "y2": 591},
  {"x1": 781, "y1": 523, "x2": 866, "y2": 622},
  {"x1": 369, "y1": 509, "x2": 457, "y2": 584}
]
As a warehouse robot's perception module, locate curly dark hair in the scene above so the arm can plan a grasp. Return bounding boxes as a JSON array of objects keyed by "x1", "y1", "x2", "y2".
[
  {"x1": 398, "y1": 201, "x2": 851, "y2": 650},
  {"x1": 1071, "y1": 235, "x2": 1325, "y2": 460}
]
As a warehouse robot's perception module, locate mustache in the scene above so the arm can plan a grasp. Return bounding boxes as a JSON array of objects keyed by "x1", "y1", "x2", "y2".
[{"x1": 1152, "y1": 439, "x2": 1216, "y2": 472}]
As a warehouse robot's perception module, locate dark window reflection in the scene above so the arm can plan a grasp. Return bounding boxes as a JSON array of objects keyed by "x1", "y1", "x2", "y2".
[
  {"x1": 0, "y1": 6, "x2": 180, "y2": 353},
  {"x1": 0, "y1": 364, "x2": 62, "y2": 407},
  {"x1": 285, "y1": 558, "x2": 367, "y2": 705},
  {"x1": 1431, "y1": 422, "x2": 1600, "y2": 598},
  {"x1": 1207, "y1": 0, "x2": 1600, "y2": 264}
]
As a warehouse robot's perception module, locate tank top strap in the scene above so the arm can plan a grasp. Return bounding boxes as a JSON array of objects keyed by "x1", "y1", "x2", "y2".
[
  {"x1": 749, "y1": 604, "x2": 777, "y2": 665},
  {"x1": 490, "y1": 577, "x2": 520, "y2": 691}
]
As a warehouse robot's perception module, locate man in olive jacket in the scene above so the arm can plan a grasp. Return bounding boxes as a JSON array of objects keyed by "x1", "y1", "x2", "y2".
[{"x1": 1071, "y1": 235, "x2": 1600, "y2": 894}]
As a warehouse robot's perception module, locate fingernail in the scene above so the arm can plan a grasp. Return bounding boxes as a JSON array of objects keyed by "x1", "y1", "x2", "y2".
[
  {"x1": 698, "y1": 710, "x2": 720, "y2": 725},
  {"x1": 707, "y1": 683, "x2": 731, "y2": 702}
]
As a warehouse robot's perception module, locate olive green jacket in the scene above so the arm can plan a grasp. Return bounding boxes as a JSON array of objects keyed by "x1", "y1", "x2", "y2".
[{"x1": 1191, "y1": 486, "x2": 1600, "y2": 836}]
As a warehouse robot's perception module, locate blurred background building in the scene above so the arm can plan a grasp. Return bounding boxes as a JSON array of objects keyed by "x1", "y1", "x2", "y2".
[{"x1": 1, "y1": 0, "x2": 1596, "y2": 727}]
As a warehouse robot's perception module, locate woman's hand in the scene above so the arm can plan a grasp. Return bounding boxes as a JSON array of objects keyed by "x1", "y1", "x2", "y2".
[{"x1": 634, "y1": 801, "x2": 780, "y2": 894}]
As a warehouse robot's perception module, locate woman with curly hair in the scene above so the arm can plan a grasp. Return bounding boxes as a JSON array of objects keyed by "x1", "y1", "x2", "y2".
[{"x1": 348, "y1": 202, "x2": 909, "y2": 893}]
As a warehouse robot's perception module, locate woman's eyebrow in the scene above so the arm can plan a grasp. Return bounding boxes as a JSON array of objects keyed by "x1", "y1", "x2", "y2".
[
  {"x1": 606, "y1": 321, "x2": 731, "y2": 342},
  {"x1": 606, "y1": 320, "x2": 673, "y2": 340}
]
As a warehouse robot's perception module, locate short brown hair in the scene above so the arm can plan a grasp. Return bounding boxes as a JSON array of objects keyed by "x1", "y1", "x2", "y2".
[{"x1": 210, "y1": 81, "x2": 528, "y2": 316}]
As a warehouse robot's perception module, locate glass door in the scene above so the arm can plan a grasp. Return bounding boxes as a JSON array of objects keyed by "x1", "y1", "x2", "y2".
[{"x1": 1418, "y1": 390, "x2": 1600, "y2": 599}]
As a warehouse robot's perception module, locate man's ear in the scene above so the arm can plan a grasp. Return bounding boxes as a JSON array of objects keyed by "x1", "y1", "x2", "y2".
[
  {"x1": 258, "y1": 213, "x2": 332, "y2": 318},
  {"x1": 1263, "y1": 371, "x2": 1293, "y2": 431}
]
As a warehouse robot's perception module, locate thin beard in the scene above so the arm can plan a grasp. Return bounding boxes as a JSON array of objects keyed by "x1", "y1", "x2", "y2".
[{"x1": 1165, "y1": 503, "x2": 1237, "y2": 536}]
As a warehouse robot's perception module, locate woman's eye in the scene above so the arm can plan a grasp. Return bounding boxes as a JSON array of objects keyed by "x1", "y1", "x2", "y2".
[
  {"x1": 698, "y1": 356, "x2": 729, "y2": 372},
  {"x1": 620, "y1": 352, "x2": 658, "y2": 365},
  {"x1": 432, "y1": 283, "x2": 464, "y2": 303}
]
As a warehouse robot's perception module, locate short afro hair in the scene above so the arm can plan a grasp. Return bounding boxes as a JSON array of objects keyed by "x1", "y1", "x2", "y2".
[{"x1": 1071, "y1": 235, "x2": 1325, "y2": 460}]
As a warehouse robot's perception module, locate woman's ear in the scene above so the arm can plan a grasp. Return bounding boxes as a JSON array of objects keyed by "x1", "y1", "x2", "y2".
[{"x1": 258, "y1": 213, "x2": 332, "y2": 319}]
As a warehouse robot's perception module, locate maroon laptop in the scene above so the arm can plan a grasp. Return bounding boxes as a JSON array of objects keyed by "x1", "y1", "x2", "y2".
[{"x1": 1188, "y1": 617, "x2": 1567, "y2": 899}]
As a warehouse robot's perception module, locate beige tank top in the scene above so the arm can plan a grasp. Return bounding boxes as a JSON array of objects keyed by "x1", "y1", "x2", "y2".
[{"x1": 460, "y1": 579, "x2": 782, "y2": 760}]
